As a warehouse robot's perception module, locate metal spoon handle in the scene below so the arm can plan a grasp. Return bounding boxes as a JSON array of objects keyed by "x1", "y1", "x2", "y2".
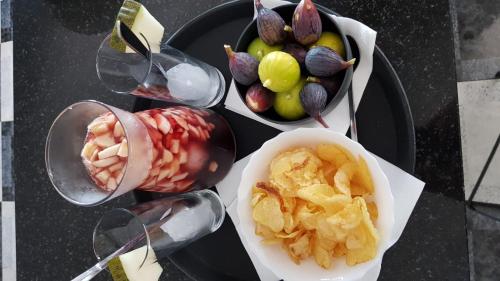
[
  {"x1": 116, "y1": 20, "x2": 150, "y2": 59},
  {"x1": 71, "y1": 262, "x2": 107, "y2": 281},
  {"x1": 347, "y1": 86, "x2": 358, "y2": 142},
  {"x1": 71, "y1": 232, "x2": 147, "y2": 281},
  {"x1": 116, "y1": 20, "x2": 168, "y2": 78}
]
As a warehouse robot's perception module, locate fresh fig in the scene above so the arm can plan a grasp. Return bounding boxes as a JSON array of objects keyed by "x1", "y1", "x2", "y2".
[
  {"x1": 306, "y1": 76, "x2": 342, "y2": 96},
  {"x1": 274, "y1": 79, "x2": 306, "y2": 120},
  {"x1": 300, "y1": 82, "x2": 329, "y2": 128},
  {"x1": 305, "y1": 46, "x2": 355, "y2": 77},
  {"x1": 258, "y1": 51, "x2": 301, "y2": 93},
  {"x1": 245, "y1": 83, "x2": 274, "y2": 112},
  {"x1": 255, "y1": 0, "x2": 289, "y2": 45},
  {"x1": 310, "y1": 32, "x2": 345, "y2": 58},
  {"x1": 224, "y1": 44, "x2": 259, "y2": 85},
  {"x1": 292, "y1": 0, "x2": 322, "y2": 45},
  {"x1": 247, "y1": 37, "x2": 282, "y2": 61},
  {"x1": 283, "y1": 43, "x2": 307, "y2": 66}
]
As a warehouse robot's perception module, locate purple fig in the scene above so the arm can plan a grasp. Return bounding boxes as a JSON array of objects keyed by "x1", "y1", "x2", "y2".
[
  {"x1": 306, "y1": 76, "x2": 342, "y2": 96},
  {"x1": 292, "y1": 0, "x2": 322, "y2": 45},
  {"x1": 305, "y1": 46, "x2": 356, "y2": 77},
  {"x1": 255, "y1": 0, "x2": 289, "y2": 45},
  {"x1": 224, "y1": 44, "x2": 259, "y2": 86},
  {"x1": 283, "y1": 43, "x2": 307, "y2": 66},
  {"x1": 246, "y1": 83, "x2": 274, "y2": 112},
  {"x1": 300, "y1": 82, "x2": 329, "y2": 128}
]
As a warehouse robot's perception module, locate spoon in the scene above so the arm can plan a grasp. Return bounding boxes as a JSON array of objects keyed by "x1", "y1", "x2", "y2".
[{"x1": 115, "y1": 20, "x2": 168, "y2": 78}]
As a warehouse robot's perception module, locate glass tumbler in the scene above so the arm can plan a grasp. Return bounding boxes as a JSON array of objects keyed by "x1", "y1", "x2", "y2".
[
  {"x1": 92, "y1": 190, "x2": 225, "y2": 269},
  {"x1": 96, "y1": 33, "x2": 226, "y2": 108},
  {"x1": 45, "y1": 101, "x2": 236, "y2": 206},
  {"x1": 46, "y1": 100, "x2": 153, "y2": 206}
]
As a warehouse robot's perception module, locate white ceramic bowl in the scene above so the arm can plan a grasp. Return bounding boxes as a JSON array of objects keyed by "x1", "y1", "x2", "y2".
[{"x1": 237, "y1": 128, "x2": 394, "y2": 281}]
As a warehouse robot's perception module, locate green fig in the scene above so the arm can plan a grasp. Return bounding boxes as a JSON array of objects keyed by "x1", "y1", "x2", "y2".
[{"x1": 247, "y1": 37, "x2": 282, "y2": 61}]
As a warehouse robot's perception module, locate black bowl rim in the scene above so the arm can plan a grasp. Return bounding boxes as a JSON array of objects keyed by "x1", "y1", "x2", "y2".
[{"x1": 234, "y1": 3, "x2": 353, "y2": 125}]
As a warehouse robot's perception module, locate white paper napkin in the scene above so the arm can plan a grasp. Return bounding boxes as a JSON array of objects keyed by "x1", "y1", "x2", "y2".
[{"x1": 216, "y1": 1, "x2": 425, "y2": 280}]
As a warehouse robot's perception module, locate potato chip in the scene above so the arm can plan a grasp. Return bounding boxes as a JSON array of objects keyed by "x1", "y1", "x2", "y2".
[
  {"x1": 251, "y1": 144, "x2": 380, "y2": 269},
  {"x1": 333, "y1": 162, "x2": 357, "y2": 196},
  {"x1": 346, "y1": 198, "x2": 380, "y2": 266},
  {"x1": 297, "y1": 183, "x2": 335, "y2": 201},
  {"x1": 261, "y1": 238, "x2": 283, "y2": 245},
  {"x1": 366, "y1": 201, "x2": 378, "y2": 221},
  {"x1": 283, "y1": 211, "x2": 298, "y2": 233},
  {"x1": 322, "y1": 161, "x2": 337, "y2": 186},
  {"x1": 253, "y1": 197, "x2": 284, "y2": 232},
  {"x1": 289, "y1": 232, "x2": 312, "y2": 262},
  {"x1": 270, "y1": 175, "x2": 298, "y2": 197},
  {"x1": 255, "y1": 223, "x2": 276, "y2": 240},
  {"x1": 323, "y1": 195, "x2": 352, "y2": 215},
  {"x1": 282, "y1": 196, "x2": 296, "y2": 213},
  {"x1": 351, "y1": 156, "x2": 374, "y2": 195},
  {"x1": 271, "y1": 148, "x2": 324, "y2": 190},
  {"x1": 346, "y1": 232, "x2": 377, "y2": 266},
  {"x1": 271, "y1": 148, "x2": 320, "y2": 176},
  {"x1": 316, "y1": 169, "x2": 329, "y2": 185},
  {"x1": 256, "y1": 182, "x2": 281, "y2": 198},
  {"x1": 296, "y1": 184, "x2": 351, "y2": 214},
  {"x1": 332, "y1": 242, "x2": 348, "y2": 257},
  {"x1": 316, "y1": 143, "x2": 355, "y2": 168},
  {"x1": 251, "y1": 186, "x2": 267, "y2": 207},
  {"x1": 312, "y1": 233, "x2": 332, "y2": 269},
  {"x1": 290, "y1": 150, "x2": 309, "y2": 166},
  {"x1": 326, "y1": 198, "x2": 363, "y2": 231},
  {"x1": 314, "y1": 229, "x2": 336, "y2": 251},
  {"x1": 346, "y1": 231, "x2": 366, "y2": 249},
  {"x1": 359, "y1": 200, "x2": 379, "y2": 243},
  {"x1": 295, "y1": 203, "x2": 319, "y2": 230},
  {"x1": 282, "y1": 240, "x2": 300, "y2": 264},
  {"x1": 286, "y1": 164, "x2": 323, "y2": 188},
  {"x1": 293, "y1": 198, "x2": 307, "y2": 211},
  {"x1": 317, "y1": 213, "x2": 351, "y2": 242},
  {"x1": 270, "y1": 151, "x2": 294, "y2": 175},
  {"x1": 350, "y1": 183, "x2": 367, "y2": 197},
  {"x1": 276, "y1": 230, "x2": 302, "y2": 239}
]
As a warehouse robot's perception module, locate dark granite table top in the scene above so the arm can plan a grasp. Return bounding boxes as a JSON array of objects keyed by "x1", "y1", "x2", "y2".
[{"x1": 13, "y1": 0, "x2": 468, "y2": 280}]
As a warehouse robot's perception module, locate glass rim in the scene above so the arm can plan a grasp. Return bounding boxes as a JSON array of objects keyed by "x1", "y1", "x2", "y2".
[
  {"x1": 197, "y1": 189, "x2": 226, "y2": 231},
  {"x1": 45, "y1": 100, "x2": 131, "y2": 206},
  {"x1": 92, "y1": 207, "x2": 151, "y2": 265},
  {"x1": 95, "y1": 32, "x2": 154, "y2": 94}
]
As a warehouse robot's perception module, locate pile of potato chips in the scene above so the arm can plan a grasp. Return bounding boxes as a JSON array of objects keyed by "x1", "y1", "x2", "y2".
[{"x1": 251, "y1": 144, "x2": 379, "y2": 269}]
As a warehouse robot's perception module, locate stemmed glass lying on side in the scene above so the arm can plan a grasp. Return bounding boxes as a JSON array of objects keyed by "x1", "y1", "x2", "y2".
[{"x1": 72, "y1": 190, "x2": 225, "y2": 280}]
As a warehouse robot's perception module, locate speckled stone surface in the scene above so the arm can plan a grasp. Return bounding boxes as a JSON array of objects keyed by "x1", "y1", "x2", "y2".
[
  {"x1": 467, "y1": 206, "x2": 500, "y2": 281},
  {"x1": 13, "y1": 0, "x2": 468, "y2": 280}
]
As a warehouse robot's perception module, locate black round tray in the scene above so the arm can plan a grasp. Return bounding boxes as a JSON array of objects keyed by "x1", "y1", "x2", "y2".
[{"x1": 132, "y1": 1, "x2": 416, "y2": 280}]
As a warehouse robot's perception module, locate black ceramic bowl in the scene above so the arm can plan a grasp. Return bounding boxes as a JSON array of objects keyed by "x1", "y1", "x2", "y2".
[{"x1": 235, "y1": 3, "x2": 353, "y2": 124}]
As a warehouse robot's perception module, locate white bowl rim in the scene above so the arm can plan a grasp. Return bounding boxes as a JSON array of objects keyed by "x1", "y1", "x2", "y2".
[{"x1": 236, "y1": 128, "x2": 395, "y2": 281}]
